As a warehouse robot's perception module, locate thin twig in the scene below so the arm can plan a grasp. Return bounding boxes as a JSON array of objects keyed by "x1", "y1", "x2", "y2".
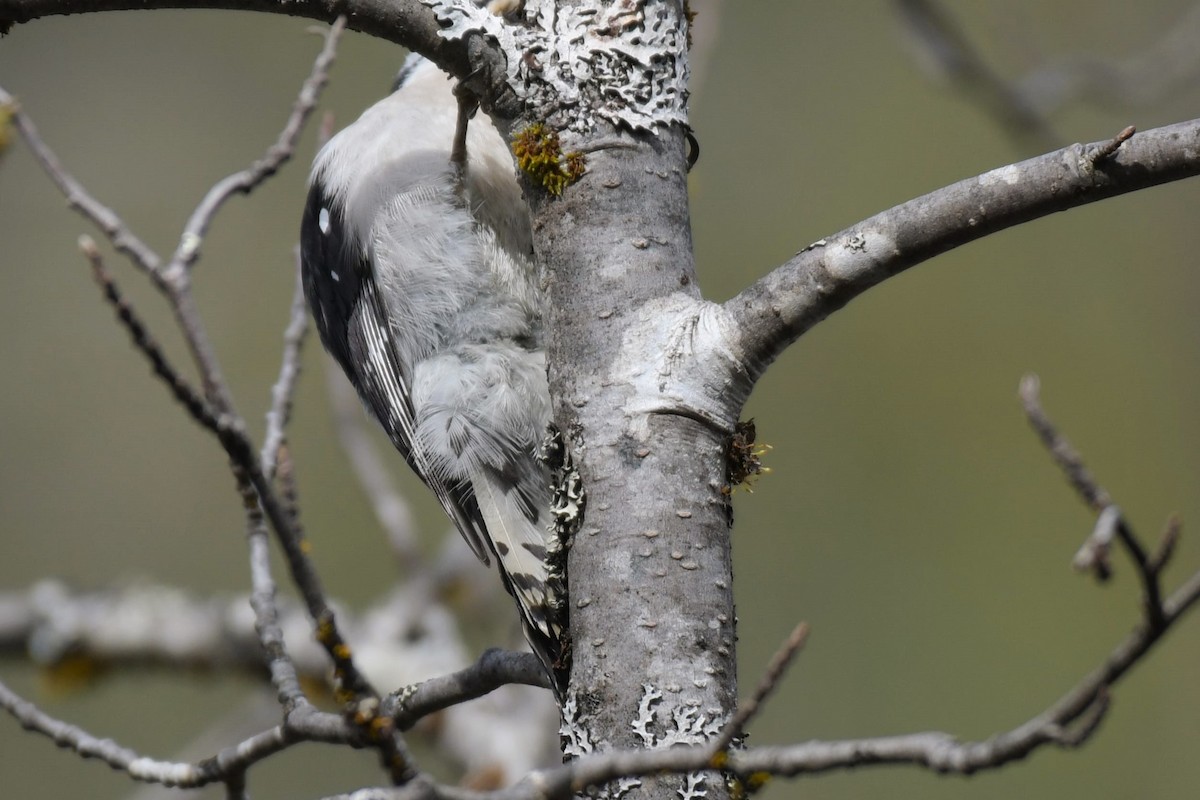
[
  {"x1": 1016, "y1": 4, "x2": 1200, "y2": 116},
  {"x1": 147, "y1": 17, "x2": 378, "y2": 711},
  {"x1": 1091, "y1": 125, "x2": 1137, "y2": 165},
  {"x1": 896, "y1": 1, "x2": 1200, "y2": 152},
  {"x1": 503, "y1": 566, "x2": 1200, "y2": 799},
  {"x1": 0, "y1": 674, "x2": 347, "y2": 788},
  {"x1": 261, "y1": 253, "x2": 310, "y2": 478},
  {"x1": 0, "y1": 86, "x2": 165, "y2": 284},
  {"x1": 201, "y1": 26, "x2": 421, "y2": 784},
  {"x1": 31, "y1": 17, "x2": 415, "y2": 783},
  {"x1": 1073, "y1": 504, "x2": 1119, "y2": 579},
  {"x1": 1019, "y1": 375, "x2": 1165, "y2": 627},
  {"x1": 244, "y1": 471, "x2": 310, "y2": 713},
  {"x1": 708, "y1": 622, "x2": 809, "y2": 757},
  {"x1": 165, "y1": 17, "x2": 346, "y2": 279},
  {"x1": 80, "y1": 236, "x2": 219, "y2": 431},
  {"x1": 383, "y1": 648, "x2": 550, "y2": 730},
  {"x1": 326, "y1": 363, "x2": 424, "y2": 572},
  {"x1": 1018, "y1": 375, "x2": 1110, "y2": 510},
  {"x1": 318, "y1": 110, "x2": 337, "y2": 149},
  {"x1": 1149, "y1": 515, "x2": 1181, "y2": 575}
]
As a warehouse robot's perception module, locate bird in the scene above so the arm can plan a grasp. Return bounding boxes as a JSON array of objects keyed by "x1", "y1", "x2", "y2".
[{"x1": 299, "y1": 53, "x2": 562, "y2": 687}]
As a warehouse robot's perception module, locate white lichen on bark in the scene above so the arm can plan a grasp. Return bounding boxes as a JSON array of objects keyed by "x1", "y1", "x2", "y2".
[
  {"x1": 560, "y1": 683, "x2": 727, "y2": 799},
  {"x1": 419, "y1": 0, "x2": 690, "y2": 131},
  {"x1": 631, "y1": 683, "x2": 664, "y2": 746},
  {"x1": 561, "y1": 691, "x2": 644, "y2": 799},
  {"x1": 632, "y1": 683, "x2": 726, "y2": 799}
]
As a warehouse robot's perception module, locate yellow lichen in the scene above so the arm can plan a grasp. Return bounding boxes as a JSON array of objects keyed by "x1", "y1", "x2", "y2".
[
  {"x1": 746, "y1": 772, "x2": 771, "y2": 792},
  {"x1": 739, "y1": 772, "x2": 768, "y2": 791},
  {"x1": 0, "y1": 102, "x2": 14, "y2": 158},
  {"x1": 512, "y1": 122, "x2": 586, "y2": 196},
  {"x1": 39, "y1": 653, "x2": 104, "y2": 696}
]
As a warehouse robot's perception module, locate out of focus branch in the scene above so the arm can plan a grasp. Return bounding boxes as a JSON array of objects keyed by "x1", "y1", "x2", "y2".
[
  {"x1": 326, "y1": 365, "x2": 424, "y2": 573},
  {"x1": 896, "y1": 0, "x2": 1200, "y2": 151},
  {"x1": 0, "y1": 580, "x2": 324, "y2": 675},
  {"x1": 0, "y1": 579, "x2": 558, "y2": 784},
  {"x1": 1017, "y1": 5, "x2": 1200, "y2": 117},
  {"x1": 895, "y1": 0, "x2": 1058, "y2": 150}
]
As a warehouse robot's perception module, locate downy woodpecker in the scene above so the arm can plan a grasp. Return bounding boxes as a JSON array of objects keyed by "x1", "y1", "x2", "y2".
[{"x1": 300, "y1": 54, "x2": 561, "y2": 684}]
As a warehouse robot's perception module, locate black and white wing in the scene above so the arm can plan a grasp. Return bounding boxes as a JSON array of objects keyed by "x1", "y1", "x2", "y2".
[{"x1": 300, "y1": 181, "x2": 494, "y2": 565}]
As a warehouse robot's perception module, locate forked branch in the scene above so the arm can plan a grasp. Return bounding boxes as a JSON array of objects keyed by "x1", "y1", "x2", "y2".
[{"x1": 0, "y1": 18, "x2": 425, "y2": 789}]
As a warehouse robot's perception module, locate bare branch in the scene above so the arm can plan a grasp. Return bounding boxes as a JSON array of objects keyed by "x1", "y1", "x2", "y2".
[
  {"x1": 0, "y1": 672, "x2": 362, "y2": 789},
  {"x1": 1019, "y1": 375, "x2": 1165, "y2": 626},
  {"x1": 0, "y1": 674, "x2": 223, "y2": 785},
  {"x1": 225, "y1": 773, "x2": 248, "y2": 800},
  {"x1": 80, "y1": 236, "x2": 220, "y2": 431},
  {"x1": 725, "y1": 118, "x2": 1200, "y2": 385},
  {"x1": 707, "y1": 622, "x2": 809, "y2": 757},
  {"x1": 225, "y1": 436, "x2": 422, "y2": 782},
  {"x1": 0, "y1": 580, "x2": 315, "y2": 673},
  {"x1": 4, "y1": 5, "x2": 1199, "y2": 799},
  {"x1": 1074, "y1": 505, "x2": 1119, "y2": 580},
  {"x1": 261, "y1": 253, "x2": 310, "y2": 478},
  {"x1": 245, "y1": 50, "x2": 326, "y2": 724},
  {"x1": 456, "y1": 398, "x2": 1200, "y2": 797},
  {"x1": 0, "y1": 0, "x2": 494, "y2": 101},
  {"x1": 1, "y1": 578, "x2": 556, "y2": 783},
  {"x1": 383, "y1": 648, "x2": 550, "y2": 730},
  {"x1": 0, "y1": 86, "x2": 164, "y2": 283},
  {"x1": 444, "y1": 554, "x2": 1199, "y2": 795},
  {"x1": 245, "y1": 478, "x2": 311, "y2": 712},
  {"x1": 896, "y1": 1, "x2": 1200, "y2": 150},
  {"x1": 166, "y1": 17, "x2": 344, "y2": 279},
  {"x1": 1016, "y1": 4, "x2": 1200, "y2": 116},
  {"x1": 721, "y1": 572, "x2": 1200, "y2": 780},
  {"x1": 1149, "y1": 515, "x2": 1182, "y2": 575},
  {"x1": 1018, "y1": 374, "x2": 1111, "y2": 510}
]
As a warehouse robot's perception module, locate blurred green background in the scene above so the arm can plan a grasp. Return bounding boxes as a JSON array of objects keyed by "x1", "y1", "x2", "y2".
[{"x1": 1, "y1": 2, "x2": 1198, "y2": 798}]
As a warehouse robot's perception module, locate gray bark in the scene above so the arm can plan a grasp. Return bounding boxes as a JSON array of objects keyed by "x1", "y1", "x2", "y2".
[
  {"x1": 538, "y1": 120, "x2": 741, "y2": 800},
  {"x1": 3, "y1": 2, "x2": 1200, "y2": 799}
]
